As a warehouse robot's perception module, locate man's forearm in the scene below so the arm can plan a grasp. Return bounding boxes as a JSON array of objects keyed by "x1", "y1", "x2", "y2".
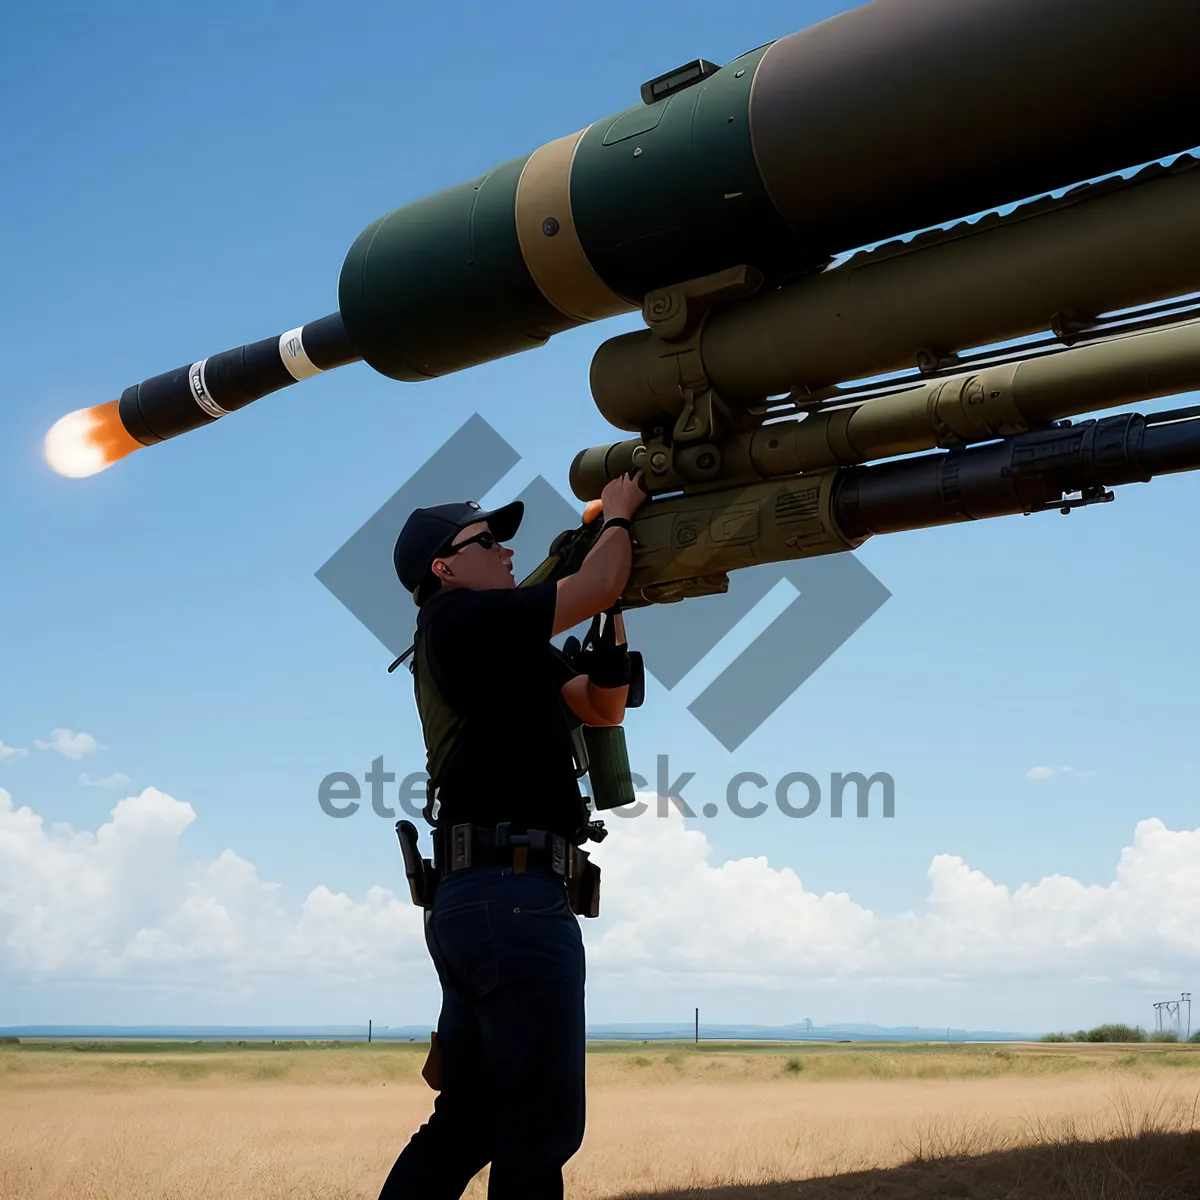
[
  {"x1": 585, "y1": 680, "x2": 627, "y2": 725},
  {"x1": 553, "y1": 526, "x2": 633, "y2": 633},
  {"x1": 577, "y1": 526, "x2": 632, "y2": 604},
  {"x1": 560, "y1": 674, "x2": 626, "y2": 726}
]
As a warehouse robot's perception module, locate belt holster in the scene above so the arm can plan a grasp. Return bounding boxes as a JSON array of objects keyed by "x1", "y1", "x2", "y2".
[
  {"x1": 394, "y1": 820, "x2": 438, "y2": 909},
  {"x1": 566, "y1": 846, "x2": 601, "y2": 918}
]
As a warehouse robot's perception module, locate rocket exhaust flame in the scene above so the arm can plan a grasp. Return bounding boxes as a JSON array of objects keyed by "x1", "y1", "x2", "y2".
[
  {"x1": 43, "y1": 313, "x2": 360, "y2": 476},
  {"x1": 44, "y1": 401, "x2": 143, "y2": 478}
]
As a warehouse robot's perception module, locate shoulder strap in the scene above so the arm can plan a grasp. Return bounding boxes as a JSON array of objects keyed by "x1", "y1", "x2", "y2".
[{"x1": 410, "y1": 621, "x2": 468, "y2": 824}]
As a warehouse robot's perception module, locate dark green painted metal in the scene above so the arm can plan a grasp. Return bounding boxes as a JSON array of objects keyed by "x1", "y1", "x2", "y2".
[
  {"x1": 569, "y1": 45, "x2": 810, "y2": 301},
  {"x1": 584, "y1": 725, "x2": 637, "y2": 811},
  {"x1": 338, "y1": 157, "x2": 578, "y2": 382}
]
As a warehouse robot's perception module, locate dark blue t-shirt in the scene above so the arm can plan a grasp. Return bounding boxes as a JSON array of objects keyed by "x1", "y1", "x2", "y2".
[{"x1": 414, "y1": 578, "x2": 587, "y2": 837}]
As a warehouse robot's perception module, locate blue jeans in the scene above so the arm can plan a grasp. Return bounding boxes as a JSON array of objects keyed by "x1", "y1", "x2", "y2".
[{"x1": 378, "y1": 865, "x2": 586, "y2": 1199}]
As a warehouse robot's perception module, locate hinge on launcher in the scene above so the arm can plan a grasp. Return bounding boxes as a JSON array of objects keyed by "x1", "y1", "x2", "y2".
[{"x1": 638, "y1": 266, "x2": 762, "y2": 479}]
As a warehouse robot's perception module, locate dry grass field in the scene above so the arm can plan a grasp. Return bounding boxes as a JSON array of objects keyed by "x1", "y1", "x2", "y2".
[{"x1": 2, "y1": 1040, "x2": 1199, "y2": 1198}]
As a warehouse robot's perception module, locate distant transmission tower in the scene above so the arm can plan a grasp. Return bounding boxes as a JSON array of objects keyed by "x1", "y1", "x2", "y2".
[{"x1": 1153, "y1": 994, "x2": 1190, "y2": 1038}]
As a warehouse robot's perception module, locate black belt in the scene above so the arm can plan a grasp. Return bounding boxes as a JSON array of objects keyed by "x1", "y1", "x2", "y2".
[{"x1": 434, "y1": 822, "x2": 570, "y2": 879}]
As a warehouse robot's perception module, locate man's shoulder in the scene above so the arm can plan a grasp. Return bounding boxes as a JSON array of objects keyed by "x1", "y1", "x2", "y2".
[
  {"x1": 423, "y1": 580, "x2": 555, "y2": 628},
  {"x1": 418, "y1": 588, "x2": 471, "y2": 648},
  {"x1": 422, "y1": 584, "x2": 507, "y2": 623}
]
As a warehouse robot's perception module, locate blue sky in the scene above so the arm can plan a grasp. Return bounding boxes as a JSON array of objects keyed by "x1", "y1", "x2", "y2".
[{"x1": 2, "y1": 0, "x2": 1198, "y2": 1034}]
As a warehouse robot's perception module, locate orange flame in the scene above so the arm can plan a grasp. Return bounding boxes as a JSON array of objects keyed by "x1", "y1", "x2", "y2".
[{"x1": 44, "y1": 401, "x2": 143, "y2": 478}]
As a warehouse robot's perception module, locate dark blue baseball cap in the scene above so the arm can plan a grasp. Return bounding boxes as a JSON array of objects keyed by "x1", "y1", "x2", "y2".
[{"x1": 393, "y1": 499, "x2": 524, "y2": 597}]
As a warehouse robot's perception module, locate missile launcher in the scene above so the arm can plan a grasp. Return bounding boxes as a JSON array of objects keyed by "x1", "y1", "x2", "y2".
[{"x1": 45, "y1": 0, "x2": 1200, "y2": 605}]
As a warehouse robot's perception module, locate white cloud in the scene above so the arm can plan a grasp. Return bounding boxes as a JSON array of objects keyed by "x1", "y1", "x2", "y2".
[
  {"x1": 1025, "y1": 765, "x2": 1096, "y2": 781},
  {"x1": 585, "y1": 795, "x2": 1200, "y2": 988},
  {"x1": 34, "y1": 728, "x2": 101, "y2": 760},
  {"x1": 0, "y1": 741, "x2": 28, "y2": 763},
  {"x1": 1, "y1": 787, "x2": 1197, "y2": 998},
  {"x1": 0, "y1": 787, "x2": 425, "y2": 986},
  {"x1": 78, "y1": 772, "x2": 132, "y2": 790}
]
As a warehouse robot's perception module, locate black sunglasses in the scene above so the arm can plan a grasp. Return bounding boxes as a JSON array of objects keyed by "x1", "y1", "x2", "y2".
[{"x1": 439, "y1": 529, "x2": 500, "y2": 558}]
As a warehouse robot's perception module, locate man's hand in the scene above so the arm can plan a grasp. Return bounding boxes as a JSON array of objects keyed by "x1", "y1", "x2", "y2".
[
  {"x1": 599, "y1": 471, "x2": 647, "y2": 522},
  {"x1": 552, "y1": 473, "x2": 647, "y2": 636},
  {"x1": 560, "y1": 605, "x2": 630, "y2": 725}
]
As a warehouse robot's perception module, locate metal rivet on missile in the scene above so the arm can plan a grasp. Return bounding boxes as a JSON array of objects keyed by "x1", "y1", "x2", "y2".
[
  {"x1": 727, "y1": 117, "x2": 734, "y2": 124},
  {"x1": 650, "y1": 451, "x2": 668, "y2": 471},
  {"x1": 542, "y1": 217, "x2": 560, "y2": 237},
  {"x1": 735, "y1": 69, "x2": 745, "y2": 78},
  {"x1": 697, "y1": 452, "x2": 716, "y2": 469},
  {"x1": 633, "y1": 147, "x2": 642, "y2": 157}
]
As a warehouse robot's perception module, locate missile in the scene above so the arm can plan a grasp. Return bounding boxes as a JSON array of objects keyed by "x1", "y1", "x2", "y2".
[
  {"x1": 48, "y1": 0, "x2": 1200, "y2": 475},
  {"x1": 339, "y1": 0, "x2": 1200, "y2": 382}
]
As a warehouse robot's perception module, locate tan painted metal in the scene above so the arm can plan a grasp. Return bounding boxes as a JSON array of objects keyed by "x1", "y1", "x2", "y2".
[
  {"x1": 515, "y1": 130, "x2": 633, "y2": 323},
  {"x1": 756, "y1": 318, "x2": 1200, "y2": 474},
  {"x1": 573, "y1": 318, "x2": 1200, "y2": 498},
  {"x1": 623, "y1": 471, "x2": 861, "y2": 604}
]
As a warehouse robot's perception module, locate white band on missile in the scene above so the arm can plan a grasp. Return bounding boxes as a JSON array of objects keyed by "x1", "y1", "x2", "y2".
[
  {"x1": 279, "y1": 328, "x2": 322, "y2": 381},
  {"x1": 188, "y1": 359, "x2": 228, "y2": 419}
]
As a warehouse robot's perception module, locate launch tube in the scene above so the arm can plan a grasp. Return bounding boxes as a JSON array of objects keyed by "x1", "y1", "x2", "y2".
[
  {"x1": 621, "y1": 406, "x2": 1200, "y2": 602},
  {"x1": 753, "y1": 319, "x2": 1200, "y2": 475},
  {"x1": 339, "y1": 0, "x2": 1200, "y2": 382},
  {"x1": 572, "y1": 318, "x2": 1200, "y2": 498},
  {"x1": 833, "y1": 407, "x2": 1200, "y2": 540},
  {"x1": 591, "y1": 158, "x2": 1200, "y2": 426}
]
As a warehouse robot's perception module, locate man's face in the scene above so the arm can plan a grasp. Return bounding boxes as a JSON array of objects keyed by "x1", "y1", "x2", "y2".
[{"x1": 430, "y1": 520, "x2": 515, "y2": 593}]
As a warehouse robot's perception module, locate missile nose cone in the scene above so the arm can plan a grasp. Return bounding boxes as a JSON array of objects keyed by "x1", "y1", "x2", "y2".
[{"x1": 44, "y1": 400, "x2": 143, "y2": 478}]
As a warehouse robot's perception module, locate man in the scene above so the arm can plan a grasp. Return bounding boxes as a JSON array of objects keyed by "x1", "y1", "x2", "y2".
[{"x1": 379, "y1": 471, "x2": 646, "y2": 1199}]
